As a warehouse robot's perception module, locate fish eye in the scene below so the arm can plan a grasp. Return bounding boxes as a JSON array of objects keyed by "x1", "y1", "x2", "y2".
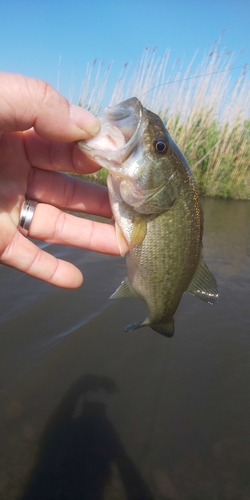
[{"x1": 154, "y1": 138, "x2": 168, "y2": 154}]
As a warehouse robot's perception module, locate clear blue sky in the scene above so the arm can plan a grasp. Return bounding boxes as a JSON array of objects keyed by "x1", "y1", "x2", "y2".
[{"x1": 0, "y1": 0, "x2": 249, "y2": 105}]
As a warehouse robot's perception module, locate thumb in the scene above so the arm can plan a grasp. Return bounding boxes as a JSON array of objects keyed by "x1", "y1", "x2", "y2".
[{"x1": 0, "y1": 72, "x2": 100, "y2": 141}]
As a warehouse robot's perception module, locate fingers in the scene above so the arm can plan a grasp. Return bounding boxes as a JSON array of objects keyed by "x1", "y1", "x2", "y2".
[
  {"x1": 23, "y1": 129, "x2": 100, "y2": 174},
  {"x1": 0, "y1": 72, "x2": 100, "y2": 141},
  {"x1": 28, "y1": 204, "x2": 119, "y2": 255},
  {"x1": 0, "y1": 202, "x2": 119, "y2": 287},
  {"x1": 1, "y1": 230, "x2": 83, "y2": 288},
  {"x1": 0, "y1": 73, "x2": 117, "y2": 287},
  {"x1": 27, "y1": 168, "x2": 112, "y2": 218}
]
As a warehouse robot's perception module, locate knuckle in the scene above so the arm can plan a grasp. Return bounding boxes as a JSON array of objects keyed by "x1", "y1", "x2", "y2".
[
  {"x1": 47, "y1": 140, "x2": 60, "y2": 169},
  {"x1": 34, "y1": 79, "x2": 55, "y2": 107},
  {"x1": 53, "y1": 210, "x2": 67, "y2": 241}
]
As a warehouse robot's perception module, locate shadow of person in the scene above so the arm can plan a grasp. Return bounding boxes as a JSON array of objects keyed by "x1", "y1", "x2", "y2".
[{"x1": 20, "y1": 374, "x2": 153, "y2": 500}]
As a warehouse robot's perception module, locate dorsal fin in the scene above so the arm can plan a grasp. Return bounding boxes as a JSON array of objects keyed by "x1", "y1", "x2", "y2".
[{"x1": 187, "y1": 258, "x2": 219, "y2": 305}]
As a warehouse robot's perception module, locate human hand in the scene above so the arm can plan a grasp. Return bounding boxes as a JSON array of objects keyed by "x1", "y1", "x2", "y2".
[{"x1": 0, "y1": 73, "x2": 119, "y2": 288}]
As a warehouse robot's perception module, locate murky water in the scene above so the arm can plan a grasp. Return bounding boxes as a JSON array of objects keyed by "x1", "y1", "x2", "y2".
[{"x1": 0, "y1": 198, "x2": 249, "y2": 500}]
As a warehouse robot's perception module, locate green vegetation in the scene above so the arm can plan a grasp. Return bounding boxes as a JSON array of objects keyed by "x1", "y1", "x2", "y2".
[{"x1": 79, "y1": 42, "x2": 250, "y2": 200}]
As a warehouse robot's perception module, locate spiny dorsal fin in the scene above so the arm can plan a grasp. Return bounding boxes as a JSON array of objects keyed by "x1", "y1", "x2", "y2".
[
  {"x1": 109, "y1": 278, "x2": 138, "y2": 299},
  {"x1": 187, "y1": 258, "x2": 219, "y2": 305}
]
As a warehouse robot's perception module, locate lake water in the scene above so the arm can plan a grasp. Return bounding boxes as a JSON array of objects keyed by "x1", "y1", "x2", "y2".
[{"x1": 0, "y1": 198, "x2": 249, "y2": 500}]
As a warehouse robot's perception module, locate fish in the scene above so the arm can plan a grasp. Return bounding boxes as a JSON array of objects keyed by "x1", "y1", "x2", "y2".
[{"x1": 78, "y1": 97, "x2": 219, "y2": 338}]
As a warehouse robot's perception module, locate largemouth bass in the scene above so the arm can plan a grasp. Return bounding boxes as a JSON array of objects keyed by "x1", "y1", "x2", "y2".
[{"x1": 79, "y1": 98, "x2": 218, "y2": 337}]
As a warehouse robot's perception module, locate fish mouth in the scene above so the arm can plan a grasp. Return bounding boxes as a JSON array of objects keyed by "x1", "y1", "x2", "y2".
[
  {"x1": 78, "y1": 97, "x2": 145, "y2": 171},
  {"x1": 79, "y1": 97, "x2": 168, "y2": 213}
]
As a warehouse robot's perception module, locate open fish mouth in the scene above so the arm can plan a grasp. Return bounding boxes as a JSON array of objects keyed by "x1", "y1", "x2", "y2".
[
  {"x1": 78, "y1": 98, "x2": 145, "y2": 171},
  {"x1": 79, "y1": 97, "x2": 175, "y2": 212}
]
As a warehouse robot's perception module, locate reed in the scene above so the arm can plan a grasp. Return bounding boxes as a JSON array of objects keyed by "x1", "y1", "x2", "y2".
[{"x1": 79, "y1": 41, "x2": 250, "y2": 200}]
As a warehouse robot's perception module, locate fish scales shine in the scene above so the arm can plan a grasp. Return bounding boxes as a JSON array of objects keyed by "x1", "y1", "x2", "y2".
[
  {"x1": 108, "y1": 170, "x2": 201, "y2": 333},
  {"x1": 79, "y1": 98, "x2": 218, "y2": 337}
]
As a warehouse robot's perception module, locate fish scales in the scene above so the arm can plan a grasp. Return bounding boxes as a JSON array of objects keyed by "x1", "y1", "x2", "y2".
[
  {"x1": 79, "y1": 97, "x2": 218, "y2": 337},
  {"x1": 110, "y1": 178, "x2": 202, "y2": 324}
]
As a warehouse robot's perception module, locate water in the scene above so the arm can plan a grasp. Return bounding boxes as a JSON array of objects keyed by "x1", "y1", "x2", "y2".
[{"x1": 0, "y1": 198, "x2": 249, "y2": 500}]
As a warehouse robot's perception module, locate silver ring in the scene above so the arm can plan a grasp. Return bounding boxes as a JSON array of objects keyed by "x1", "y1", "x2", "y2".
[{"x1": 18, "y1": 200, "x2": 38, "y2": 237}]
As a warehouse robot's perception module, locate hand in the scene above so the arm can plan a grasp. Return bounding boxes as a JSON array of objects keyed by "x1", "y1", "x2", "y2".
[{"x1": 0, "y1": 73, "x2": 119, "y2": 288}]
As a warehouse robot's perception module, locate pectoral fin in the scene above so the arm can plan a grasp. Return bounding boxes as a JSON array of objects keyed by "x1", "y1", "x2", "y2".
[
  {"x1": 109, "y1": 278, "x2": 138, "y2": 299},
  {"x1": 187, "y1": 259, "x2": 219, "y2": 304},
  {"x1": 130, "y1": 215, "x2": 147, "y2": 247}
]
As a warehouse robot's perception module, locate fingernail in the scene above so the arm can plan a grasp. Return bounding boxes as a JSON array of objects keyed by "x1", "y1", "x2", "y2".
[{"x1": 70, "y1": 104, "x2": 100, "y2": 136}]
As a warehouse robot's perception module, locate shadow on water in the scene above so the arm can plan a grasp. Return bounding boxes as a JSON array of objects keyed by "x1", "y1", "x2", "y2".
[
  {"x1": 20, "y1": 375, "x2": 154, "y2": 500},
  {"x1": 0, "y1": 198, "x2": 249, "y2": 499}
]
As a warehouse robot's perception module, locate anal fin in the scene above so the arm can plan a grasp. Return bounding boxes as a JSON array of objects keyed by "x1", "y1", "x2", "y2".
[{"x1": 109, "y1": 278, "x2": 138, "y2": 299}]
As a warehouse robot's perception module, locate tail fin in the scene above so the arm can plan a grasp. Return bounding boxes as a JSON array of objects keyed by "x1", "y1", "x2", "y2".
[
  {"x1": 151, "y1": 318, "x2": 174, "y2": 338},
  {"x1": 124, "y1": 317, "x2": 174, "y2": 338}
]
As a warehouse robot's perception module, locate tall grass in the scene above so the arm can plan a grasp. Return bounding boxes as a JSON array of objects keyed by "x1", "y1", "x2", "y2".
[{"x1": 79, "y1": 41, "x2": 250, "y2": 200}]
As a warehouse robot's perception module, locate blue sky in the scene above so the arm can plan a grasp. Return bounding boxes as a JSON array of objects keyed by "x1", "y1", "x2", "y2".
[{"x1": 0, "y1": 0, "x2": 249, "y2": 105}]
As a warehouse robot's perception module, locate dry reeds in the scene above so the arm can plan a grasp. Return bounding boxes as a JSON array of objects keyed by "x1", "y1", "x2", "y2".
[{"x1": 79, "y1": 41, "x2": 250, "y2": 200}]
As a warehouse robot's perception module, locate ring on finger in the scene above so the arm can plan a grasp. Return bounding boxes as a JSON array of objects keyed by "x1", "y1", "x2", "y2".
[{"x1": 18, "y1": 199, "x2": 38, "y2": 237}]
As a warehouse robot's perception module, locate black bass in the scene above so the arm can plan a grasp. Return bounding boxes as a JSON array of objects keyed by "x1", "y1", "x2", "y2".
[{"x1": 79, "y1": 98, "x2": 218, "y2": 337}]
